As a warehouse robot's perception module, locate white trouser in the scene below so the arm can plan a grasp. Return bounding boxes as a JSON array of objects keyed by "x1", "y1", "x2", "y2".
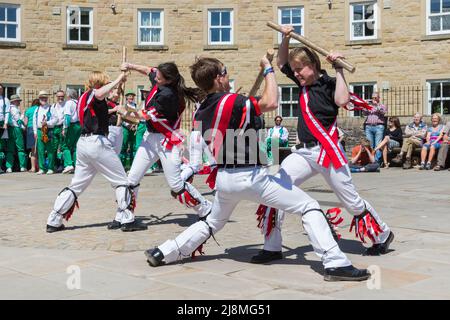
[
  {"x1": 128, "y1": 131, "x2": 212, "y2": 218},
  {"x1": 158, "y1": 166, "x2": 351, "y2": 269},
  {"x1": 47, "y1": 135, "x2": 136, "y2": 227},
  {"x1": 108, "y1": 126, "x2": 123, "y2": 155},
  {"x1": 263, "y1": 146, "x2": 391, "y2": 252}
]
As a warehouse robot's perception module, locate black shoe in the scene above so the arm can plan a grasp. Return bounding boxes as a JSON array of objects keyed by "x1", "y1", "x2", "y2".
[
  {"x1": 363, "y1": 231, "x2": 395, "y2": 256},
  {"x1": 46, "y1": 224, "x2": 65, "y2": 233},
  {"x1": 145, "y1": 248, "x2": 165, "y2": 267},
  {"x1": 250, "y1": 250, "x2": 283, "y2": 264},
  {"x1": 324, "y1": 265, "x2": 371, "y2": 282},
  {"x1": 107, "y1": 220, "x2": 122, "y2": 230},
  {"x1": 121, "y1": 220, "x2": 148, "y2": 232}
]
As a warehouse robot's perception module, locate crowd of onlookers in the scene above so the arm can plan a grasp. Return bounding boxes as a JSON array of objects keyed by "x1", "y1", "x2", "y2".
[
  {"x1": 1, "y1": 83, "x2": 449, "y2": 175},
  {"x1": 349, "y1": 92, "x2": 450, "y2": 173}
]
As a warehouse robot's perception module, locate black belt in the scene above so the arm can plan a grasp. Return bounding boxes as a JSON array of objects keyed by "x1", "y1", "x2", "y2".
[
  {"x1": 294, "y1": 141, "x2": 320, "y2": 150},
  {"x1": 220, "y1": 163, "x2": 260, "y2": 169}
]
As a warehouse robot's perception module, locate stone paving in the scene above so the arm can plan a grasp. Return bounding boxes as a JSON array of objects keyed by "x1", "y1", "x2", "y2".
[{"x1": 0, "y1": 168, "x2": 450, "y2": 299}]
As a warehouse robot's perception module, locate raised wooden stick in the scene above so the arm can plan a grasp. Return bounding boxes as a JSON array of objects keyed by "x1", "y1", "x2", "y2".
[
  {"x1": 248, "y1": 49, "x2": 275, "y2": 97},
  {"x1": 116, "y1": 46, "x2": 127, "y2": 127},
  {"x1": 267, "y1": 21, "x2": 356, "y2": 73}
]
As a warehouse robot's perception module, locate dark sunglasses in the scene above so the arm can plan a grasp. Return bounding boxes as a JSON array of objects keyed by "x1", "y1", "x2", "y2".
[{"x1": 219, "y1": 66, "x2": 227, "y2": 77}]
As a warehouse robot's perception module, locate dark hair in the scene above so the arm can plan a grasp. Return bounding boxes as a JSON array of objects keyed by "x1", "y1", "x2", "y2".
[
  {"x1": 289, "y1": 46, "x2": 322, "y2": 73},
  {"x1": 190, "y1": 57, "x2": 223, "y2": 92},
  {"x1": 31, "y1": 99, "x2": 40, "y2": 107},
  {"x1": 274, "y1": 116, "x2": 283, "y2": 122},
  {"x1": 157, "y1": 62, "x2": 201, "y2": 104},
  {"x1": 0, "y1": 84, "x2": 4, "y2": 92},
  {"x1": 389, "y1": 117, "x2": 401, "y2": 129}
]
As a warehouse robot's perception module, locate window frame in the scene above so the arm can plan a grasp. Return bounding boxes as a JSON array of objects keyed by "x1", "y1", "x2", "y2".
[
  {"x1": 277, "y1": 6, "x2": 304, "y2": 44},
  {"x1": 2, "y1": 83, "x2": 20, "y2": 99},
  {"x1": 208, "y1": 9, "x2": 234, "y2": 45},
  {"x1": 278, "y1": 85, "x2": 300, "y2": 119},
  {"x1": 66, "y1": 6, "x2": 94, "y2": 45},
  {"x1": 350, "y1": 1, "x2": 378, "y2": 41},
  {"x1": 66, "y1": 84, "x2": 85, "y2": 98},
  {"x1": 0, "y1": 4, "x2": 20, "y2": 42},
  {"x1": 427, "y1": 79, "x2": 450, "y2": 115},
  {"x1": 349, "y1": 82, "x2": 377, "y2": 117},
  {"x1": 138, "y1": 9, "x2": 164, "y2": 46},
  {"x1": 426, "y1": 0, "x2": 450, "y2": 35}
]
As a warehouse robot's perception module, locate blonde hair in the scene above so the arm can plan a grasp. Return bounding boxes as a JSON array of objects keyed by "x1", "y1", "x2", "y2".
[
  {"x1": 431, "y1": 113, "x2": 442, "y2": 125},
  {"x1": 86, "y1": 71, "x2": 110, "y2": 90},
  {"x1": 288, "y1": 47, "x2": 322, "y2": 73}
]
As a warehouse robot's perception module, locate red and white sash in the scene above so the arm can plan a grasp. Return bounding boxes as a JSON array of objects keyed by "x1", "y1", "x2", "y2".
[
  {"x1": 141, "y1": 85, "x2": 185, "y2": 151},
  {"x1": 78, "y1": 90, "x2": 96, "y2": 129},
  {"x1": 299, "y1": 87, "x2": 347, "y2": 169},
  {"x1": 205, "y1": 93, "x2": 238, "y2": 189}
]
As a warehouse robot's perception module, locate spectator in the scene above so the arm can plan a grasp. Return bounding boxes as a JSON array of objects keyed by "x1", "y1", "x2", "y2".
[
  {"x1": 363, "y1": 92, "x2": 387, "y2": 149},
  {"x1": 24, "y1": 99, "x2": 40, "y2": 172},
  {"x1": 350, "y1": 137, "x2": 379, "y2": 173},
  {"x1": 419, "y1": 113, "x2": 445, "y2": 170},
  {"x1": 52, "y1": 90, "x2": 66, "y2": 172},
  {"x1": 374, "y1": 116, "x2": 403, "y2": 168},
  {"x1": 433, "y1": 121, "x2": 450, "y2": 171},
  {"x1": 120, "y1": 91, "x2": 137, "y2": 170},
  {"x1": 9, "y1": 95, "x2": 27, "y2": 172},
  {"x1": 33, "y1": 91, "x2": 59, "y2": 175},
  {"x1": 0, "y1": 83, "x2": 14, "y2": 173},
  {"x1": 266, "y1": 116, "x2": 289, "y2": 164},
  {"x1": 391, "y1": 113, "x2": 427, "y2": 169},
  {"x1": 61, "y1": 89, "x2": 80, "y2": 174}
]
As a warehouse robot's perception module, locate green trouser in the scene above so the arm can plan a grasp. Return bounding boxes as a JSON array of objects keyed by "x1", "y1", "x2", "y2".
[
  {"x1": 62, "y1": 122, "x2": 81, "y2": 167},
  {"x1": 0, "y1": 125, "x2": 16, "y2": 169},
  {"x1": 120, "y1": 126, "x2": 136, "y2": 169},
  {"x1": 134, "y1": 122, "x2": 147, "y2": 155},
  {"x1": 266, "y1": 138, "x2": 289, "y2": 164},
  {"x1": 37, "y1": 128, "x2": 55, "y2": 171},
  {"x1": 52, "y1": 125, "x2": 63, "y2": 167},
  {"x1": 12, "y1": 126, "x2": 27, "y2": 169}
]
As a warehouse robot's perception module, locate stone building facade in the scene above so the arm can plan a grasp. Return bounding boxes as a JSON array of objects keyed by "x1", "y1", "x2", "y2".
[{"x1": 1, "y1": 0, "x2": 449, "y2": 136}]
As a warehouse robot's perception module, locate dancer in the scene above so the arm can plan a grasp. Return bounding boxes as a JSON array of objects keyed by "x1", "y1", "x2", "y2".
[
  {"x1": 46, "y1": 71, "x2": 147, "y2": 233},
  {"x1": 108, "y1": 61, "x2": 212, "y2": 231},
  {"x1": 251, "y1": 26, "x2": 394, "y2": 264},
  {"x1": 144, "y1": 56, "x2": 371, "y2": 282}
]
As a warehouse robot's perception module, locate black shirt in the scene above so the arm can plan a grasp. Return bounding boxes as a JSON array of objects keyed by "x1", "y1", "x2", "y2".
[
  {"x1": 387, "y1": 127, "x2": 403, "y2": 146},
  {"x1": 281, "y1": 63, "x2": 339, "y2": 143},
  {"x1": 81, "y1": 91, "x2": 109, "y2": 136},
  {"x1": 194, "y1": 92, "x2": 266, "y2": 166},
  {"x1": 146, "y1": 71, "x2": 181, "y2": 133},
  {"x1": 107, "y1": 100, "x2": 118, "y2": 126}
]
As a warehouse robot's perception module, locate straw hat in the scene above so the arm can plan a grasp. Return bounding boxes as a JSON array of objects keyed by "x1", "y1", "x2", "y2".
[
  {"x1": 38, "y1": 90, "x2": 49, "y2": 98},
  {"x1": 10, "y1": 94, "x2": 22, "y2": 102}
]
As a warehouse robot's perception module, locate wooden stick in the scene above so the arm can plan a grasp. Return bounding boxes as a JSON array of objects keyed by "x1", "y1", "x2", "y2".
[
  {"x1": 267, "y1": 21, "x2": 356, "y2": 73},
  {"x1": 248, "y1": 49, "x2": 275, "y2": 97},
  {"x1": 116, "y1": 46, "x2": 127, "y2": 127}
]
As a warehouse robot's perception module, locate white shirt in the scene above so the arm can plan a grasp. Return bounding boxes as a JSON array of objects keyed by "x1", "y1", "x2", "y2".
[
  {"x1": 33, "y1": 104, "x2": 58, "y2": 135},
  {"x1": 0, "y1": 96, "x2": 10, "y2": 123},
  {"x1": 268, "y1": 125, "x2": 289, "y2": 142},
  {"x1": 64, "y1": 99, "x2": 79, "y2": 124},
  {"x1": 9, "y1": 104, "x2": 23, "y2": 128},
  {"x1": 52, "y1": 102, "x2": 66, "y2": 126}
]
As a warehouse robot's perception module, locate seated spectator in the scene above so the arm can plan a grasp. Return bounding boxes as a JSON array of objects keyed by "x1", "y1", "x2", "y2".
[
  {"x1": 434, "y1": 121, "x2": 450, "y2": 171},
  {"x1": 391, "y1": 113, "x2": 427, "y2": 169},
  {"x1": 349, "y1": 137, "x2": 379, "y2": 173},
  {"x1": 419, "y1": 113, "x2": 445, "y2": 170},
  {"x1": 266, "y1": 116, "x2": 289, "y2": 165},
  {"x1": 374, "y1": 116, "x2": 403, "y2": 168}
]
